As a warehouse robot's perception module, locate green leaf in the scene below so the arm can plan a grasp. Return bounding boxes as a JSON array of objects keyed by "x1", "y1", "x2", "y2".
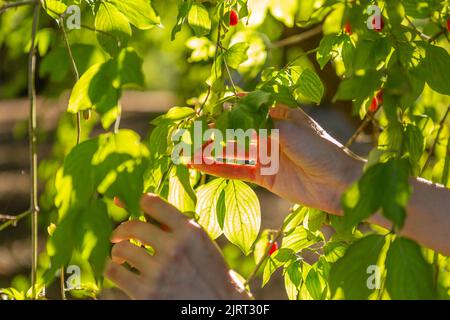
[
  {"x1": 110, "y1": 0, "x2": 160, "y2": 30},
  {"x1": 168, "y1": 166, "x2": 196, "y2": 214},
  {"x1": 296, "y1": 69, "x2": 324, "y2": 105},
  {"x1": 195, "y1": 178, "x2": 227, "y2": 239},
  {"x1": 68, "y1": 60, "x2": 120, "y2": 128},
  {"x1": 263, "y1": 248, "x2": 295, "y2": 286},
  {"x1": 42, "y1": 0, "x2": 67, "y2": 20},
  {"x1": 188, "y1": 3, "x2": 211, "y2": 37},
  {"x1": 223, "y1": 180, "x2": 261, "y2": 255},
  {"x1": 316, "y1": 35, "x2": 338, "y2": 69},
  {"x1": 171, "y1": 0, "x2": 193, "y2": 40},
  {"x1": 47, "y1": 130, "x2": 149, "y2": 283},
  {"x1": 330, "y1": 235, "x2": 386, "y2": 299},
  {"x1": 342, "y1": 158, "x2": 412, "y2": 231},
  {"x1": 152, "y1": 106, "x2": 195, "y2": 125},
  {"x1": 305, "y1": 267, "x2": 323, "y2": 300},
  {"x1": 282, "y1": 225, "x2": 319, "y2": 253},
  {"x1": 117, "y1": 48, "x2": 145, "y2": 89},
  {"x1": 404, "y1": 124, "x2": 425, "y2": 172},
  {"x1": 95, "y1": 2, "x2": 131, "y2": 56},
  {"x1": 418, "y1": 44, "x2": 450, "y2": 96},
  {"x1": 385, "y1": 237, "x2": 436, "y2": 299},
  {"x1": 225, "y1": 42, "x2": 249, "y2": 69},
  {"x1": 284, "y1": 260, "x2": 302, "y2": 300}
]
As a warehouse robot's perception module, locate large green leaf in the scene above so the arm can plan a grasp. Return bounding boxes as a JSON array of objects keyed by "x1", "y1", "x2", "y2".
[
  {"x1": 330, "y1": 235, "x2": 386, "y2": 299},
  {"x1": 46, "y1": 130, "x2": 150, "y2": 284},
  {"x1": 223, "y1": 180, "x2": 261, "y2": 255},
  {"x1": 195, "y1": 178, "x2": 227, "y2": 239},
  {"x1": 187, "y1": 3, "x2": 211, "y2": 37},
  {"x1": 225, "y1": 42, "x2": 249, "y2": 69},
  {"x1": 95, "y1": 2, "x2": 131, "y2": 56},
  {"x1": 296, "y1": 69, "x2": 324, "y2": 105},
  {"x1": 385, "y1": 237, "x2": 436, "y2": 299},
  {"x1": 110, "y1": 0, "x2": 160, "y2": 30},
  {"x1": 418, "y1": 44, "x2": 450, "y2": 96},
  {"x1": 342, "y1": 158, "x2": 411, "y2": 231}
]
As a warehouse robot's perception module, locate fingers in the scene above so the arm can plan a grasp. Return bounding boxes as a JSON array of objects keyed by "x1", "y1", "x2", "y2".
[
  {"x1": 269, "y1": 104, "x2": 311, "y2": 127},
  {"x1": 111, "y1": 241, "x2": 161, "y2": 276},
  {"x1": 140, "y1": 193, "x2": 187, "y2": 229},
  {"x1": 104, "y1": 259, "x2": 147, "y2": 299},
  {"x1": 189, "y1": 161, "x2": 258, "y2": 182},
  {"x1": 111, "y1": 220, "x2": 175, "y2": 250}
]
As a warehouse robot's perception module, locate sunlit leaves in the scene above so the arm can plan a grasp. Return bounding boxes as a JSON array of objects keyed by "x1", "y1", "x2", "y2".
[
  {"x1": 95, "y1": 2, "x2": 132, "y2": 56},
  {"x1": 223, "y1": 180, "x2": 261, "y2": 255},
  {"x1": 172, "y1": 0, "x2": 193, "y2": 40},
  {"x1": 296, "y1": 69, "x2": 324, "y2": 105},
  {"x1": 417, "y1": 44, "x2": 450, "y2": 96},
  {"x1": 224, "y1": 42, "x2": 249, "y2": 69},
  {"x1": 109, "y1": 0, "x2": 160, "y2": 30},
  {"x1": 188, "y1": 3, "x2": 211, "y2": 37},
  {"x1": 47, "y1": 130, "x2": 150, "y2": 282},
  {"x1": 68, "y1": 48, "x2": 144, "y2": 129},
  {"x1": 195, "y1": 178, "x2": 227, "y2": 239},
  {"x1": 330, "y1": 235, "x2": 386, "y2": 299},
  {"x1": 385, "y1": 237, "x2": 436, "y2": 299},
  {"x1": 95, "y1": 0, "x2": 160, "y2": 55}
]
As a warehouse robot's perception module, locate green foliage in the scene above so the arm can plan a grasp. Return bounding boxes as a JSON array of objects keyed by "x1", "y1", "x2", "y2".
[{"x1": 1, "y1": 0, "x2": 449, "y2": 300}]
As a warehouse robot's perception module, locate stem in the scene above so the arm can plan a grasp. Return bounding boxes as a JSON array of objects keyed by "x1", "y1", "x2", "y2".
[
  {"x1": 420, "y1": 105, "x2": 450, "y2": 176},
  {"x1": 60, "y1": 268, "x2": 66, "y2": 300},
  {"x1": 28, "y1": 2, "x2": 40, "y2": 299},
  {"x1": 344, "y1": 115, "x2": 371, "y2": 148},
  {"x1": 0, "y1": 0, "x2": 35, "y2": 14},
  {"x1": 244, "y1": 228, "x2": 283, "y2": 286},
  {"x1": 272, "y1": 25, "x2": 323, "y2": 48},
  {"x1": 59, "y1": 17, "x2": 82, "y2": 144},
  {"x1": 433, "y1": 251, "x2": 439, "y2": 289},
  {"x1": 0, "y1": 210, "x2": 31, "y2": 232},
  {"x1": 222, "y1": 55, "x2": 238, "y2": 95}
]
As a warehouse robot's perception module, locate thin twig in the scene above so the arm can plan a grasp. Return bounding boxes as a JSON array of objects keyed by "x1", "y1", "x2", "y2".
[
  {"x1": 0, "y1": 0, "x2": 35, "y2": 14},
  {"x1": 222, "y1": 55, "x2": 238, "y2": 95},
  {"x1": 404, "y1": 16, "x2": 431, "y2": 41},
  {"x1": 28, "y1": 2, "x2": 40, "y2": 299},
  {"x1": 420, "y1": 105, "x2": 450, "y2": 175},
  {"x1": 59, "y1": 17, "x2": 82, "y2": 145},
  {"x1": 244, "y1": 228, "x2": 283, "y2": 286},
  {"x1": 0, "y1": 210, "x2": 31, "y2": 232},
  {"x1": 272, "y1": 25, "x2": 323, "y2": 48}
]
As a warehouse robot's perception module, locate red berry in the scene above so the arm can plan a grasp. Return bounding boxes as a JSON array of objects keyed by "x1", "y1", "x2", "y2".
[
  {"x1": 344, "y1": 21, "x2": 353, "y2": 35},
  {"x1": 229, "y1": 10, "x2": 239, "y2": 26},
  {"x1": 375, "y1": 90, "x2": 383, "y2": 105},
  {"x1": 372, "y1": 16, "x2": 384, "y2": 32},
  {"x1": 447, "y1": 19, "x2": 450, "y2": 32},
  {"x1": 369, "y1": 90, "x2": 383, "y2": 113},
  {"x1": 267, "y1": 242, "x2": 278, "y2": 256}
]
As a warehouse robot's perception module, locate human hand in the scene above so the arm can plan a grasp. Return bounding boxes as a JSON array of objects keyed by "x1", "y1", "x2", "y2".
[
  {"x1": 104, "y1": 194, "x2": 247, "y2": 300},
  {"x1": 191, "y1": 105, "x2": 364, "y2": 215}
]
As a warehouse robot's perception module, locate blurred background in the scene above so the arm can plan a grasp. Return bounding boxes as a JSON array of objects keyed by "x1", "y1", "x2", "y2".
[{"x1": 0, "y1": 0, "x2": 373, "y2": 299}]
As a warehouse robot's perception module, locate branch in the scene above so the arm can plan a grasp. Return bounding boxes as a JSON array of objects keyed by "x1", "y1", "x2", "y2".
[
  {"x1": 404, "y1": 16, "x2": 431, "y2": 41},
  {"x1": 0, "y1": 211, "x2": 31, "y2": 231},
  {"x1": 0, "y1": 0, "x2": 35, "y2": 14},
  {"x1": 244, "y1": 228, "x2": 283, "y2": 286},
  {"x1": 28, "y1": 2, "x2": 40, "y2": 299},
  {"x1": 420, "y1": 105, "x2": 450, "y2": 176},
  {"x1": 272, "y1": 25, "x2": 323, "y2": 48},
  {"x1": 59, "y1": 17, "x2": 82, "y2": 144}
]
